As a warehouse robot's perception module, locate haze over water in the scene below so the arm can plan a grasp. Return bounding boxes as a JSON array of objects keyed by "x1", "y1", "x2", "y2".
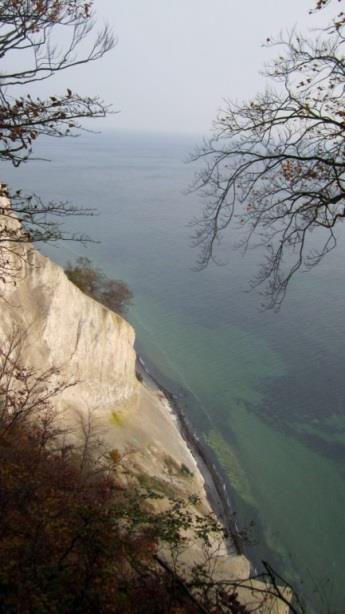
[{"x1": 4, "y1": 131, "x2": 345, "y2": 612}]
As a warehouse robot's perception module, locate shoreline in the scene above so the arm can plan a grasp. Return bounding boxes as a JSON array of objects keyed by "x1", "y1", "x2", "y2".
[{"x1": 136, "y1": 355, "x2": 243, "y2": 556}]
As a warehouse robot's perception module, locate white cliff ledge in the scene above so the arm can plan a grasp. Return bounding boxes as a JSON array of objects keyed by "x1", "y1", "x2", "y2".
[{"x1": 0, "y1": 195, "x2": 290, "y2": 613}]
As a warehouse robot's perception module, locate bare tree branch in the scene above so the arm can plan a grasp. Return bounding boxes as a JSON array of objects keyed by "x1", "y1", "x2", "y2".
[
  {"x1": 0, "y1": 1, "x2": 115, "y2": 288},
  {"x1": 192, "y1": 1, "x2": 345, "y2": 309},
  {"x1": 0, "y1": 1, "x2": 115, "y2": 166}
]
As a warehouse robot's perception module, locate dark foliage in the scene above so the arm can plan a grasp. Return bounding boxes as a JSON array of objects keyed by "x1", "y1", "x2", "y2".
[
  {"x1": 65, "y1": 257, "x2": 133, "y2": 315},
  {"x1": 0, "y1": 339, "x2": 201, "y2": 613}
]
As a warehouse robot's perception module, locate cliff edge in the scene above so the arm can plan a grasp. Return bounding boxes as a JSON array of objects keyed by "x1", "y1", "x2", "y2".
[{"x1": 0, "y1": 193, "x2": 290, "y2": 613}]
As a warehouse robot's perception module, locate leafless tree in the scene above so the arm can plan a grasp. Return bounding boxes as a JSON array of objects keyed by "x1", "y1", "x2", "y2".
[
  {"x1": 0, "y1": 186, "x2": 98, "y2": 287},
  {"x1": 192, "y1": 0, "x2": 345, "y2": 309},
  {"x1": 0, "y1": 1, "x2": 115, "y2": 286},
  {"x1": 0, "y1": 0, "x2": 115, "y2": 166}
]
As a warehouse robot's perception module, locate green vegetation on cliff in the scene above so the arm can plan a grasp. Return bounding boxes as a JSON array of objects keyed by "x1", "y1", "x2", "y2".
[{"x1": 65, "y1": 257, "x2": 132, "y2": 316}]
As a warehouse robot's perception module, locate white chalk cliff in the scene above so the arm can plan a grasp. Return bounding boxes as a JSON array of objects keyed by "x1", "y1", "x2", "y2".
[{"x1": 0, "y1": 193, "x2": 289, "y2": 613}]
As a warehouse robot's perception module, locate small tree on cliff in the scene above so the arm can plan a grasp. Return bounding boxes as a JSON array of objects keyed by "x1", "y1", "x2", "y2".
[
  {"x1": 192, "y1": 0, "x2": 345, "y2": 309},
  {"x1": 65, "y1": 257, "x2": 133, "y2": 315},
  {"x1": 0, "y1": 0, "x2": 115, "y2": 279}
]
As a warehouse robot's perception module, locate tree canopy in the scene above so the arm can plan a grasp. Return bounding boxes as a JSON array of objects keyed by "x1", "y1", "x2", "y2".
[
  {"x1": 193, "y1": 0, "x2": 345, "y2": 308},
  {"x1": 65, "y1": 257, "x2": 133, "y2": 315}
]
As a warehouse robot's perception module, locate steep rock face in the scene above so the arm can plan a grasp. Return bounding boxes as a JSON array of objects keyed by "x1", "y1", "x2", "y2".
[
  {"x1": 0, "y1": 197, "x2": 290, "y2": 612},
  {"x1": 0, "y1": 196, "x2": 137, "y2": 415}
]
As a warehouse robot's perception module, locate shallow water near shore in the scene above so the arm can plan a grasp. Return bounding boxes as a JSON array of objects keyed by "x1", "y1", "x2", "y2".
[{"x1": 4, "y1": 131, "x2": 345, "y2": 612}]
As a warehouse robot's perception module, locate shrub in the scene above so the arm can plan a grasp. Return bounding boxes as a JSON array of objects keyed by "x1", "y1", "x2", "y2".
[{"x1": 65, "y1": 257, "x2": 132, "y2": 315}]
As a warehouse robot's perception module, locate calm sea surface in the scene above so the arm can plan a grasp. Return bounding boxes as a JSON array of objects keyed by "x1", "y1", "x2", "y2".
[{"x1": 4, "y1": 131, "x2": 345, "y2": 612}]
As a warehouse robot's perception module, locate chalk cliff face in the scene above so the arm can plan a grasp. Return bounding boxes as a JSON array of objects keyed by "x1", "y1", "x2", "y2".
[
  {"x1": 3, "y1": 252, "x2": 137, "y2": 408},
  {"x1": 0, "y1": 196, "x2": 137, "y2": 416}
]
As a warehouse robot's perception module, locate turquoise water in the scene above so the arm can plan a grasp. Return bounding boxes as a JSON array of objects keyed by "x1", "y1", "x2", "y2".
[{"x1": 4, "y1": 131, "x2": 345, "y2": 612}]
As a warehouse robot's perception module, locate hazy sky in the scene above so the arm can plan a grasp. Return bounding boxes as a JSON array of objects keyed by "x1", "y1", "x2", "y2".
[{"x1": 33, "y1": 0, "x2": 335, "y2": 137}]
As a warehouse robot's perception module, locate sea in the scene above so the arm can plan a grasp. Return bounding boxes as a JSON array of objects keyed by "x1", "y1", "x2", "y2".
[{"x1": 3, "y1": 130, "x2": 345, "y2": 613}]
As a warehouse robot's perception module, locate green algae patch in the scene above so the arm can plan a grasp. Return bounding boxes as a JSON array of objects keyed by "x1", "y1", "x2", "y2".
[
  {"x1": 206, "y1": 430, "x2": 254, "y2": 506},
  {"x1": 110, "y1": 410, "x2": 125, "y2": 427}
]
